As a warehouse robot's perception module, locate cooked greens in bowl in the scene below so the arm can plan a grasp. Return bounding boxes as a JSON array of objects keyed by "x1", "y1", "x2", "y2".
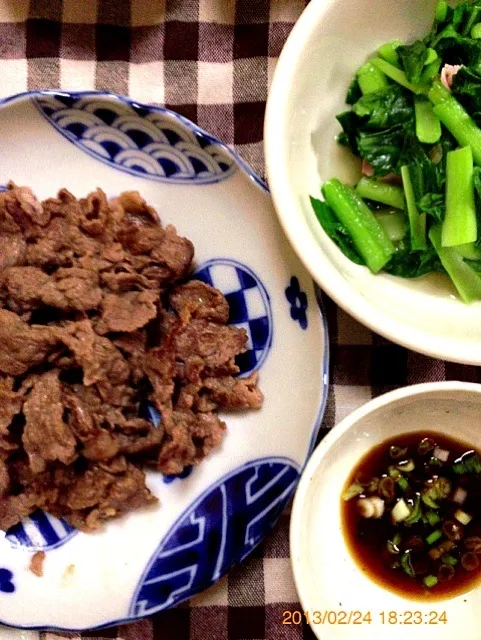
[{"x1": 312, "y1": 0, "x2": 481, "y2": 303}]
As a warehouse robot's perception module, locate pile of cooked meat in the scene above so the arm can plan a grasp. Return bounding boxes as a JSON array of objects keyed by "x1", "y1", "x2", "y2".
[{"x1": 0, "y1": 184, "x2": 263, "y2": 532}]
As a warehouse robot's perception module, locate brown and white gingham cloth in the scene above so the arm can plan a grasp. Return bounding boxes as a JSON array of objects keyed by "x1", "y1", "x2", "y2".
[{"x1": 0, "y1": 2, "x2": 479, "y2": 639}]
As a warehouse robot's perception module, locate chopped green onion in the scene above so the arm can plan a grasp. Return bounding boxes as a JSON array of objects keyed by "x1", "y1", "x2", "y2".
[
  {"x1": 388, "y1": 466, "x2": 401, "y2": 480},
  {"x1": 423, "y1": 574, "x2": 439, "y2": 589},
  {"x1": 397, "y1": 476, "x2": 409, "y2": 492},
  {"x1": 377, "y1": 40, "x2": 402, "y2": 67},
  {"x1": 429, "y1": 540, "x2": 455, "y2": 561},
  {"x1": 418, "y1": 438, "x2": 435, "y2": 456},
  {"x1": 387, "y1": 533, "x2": 402, "y2": 554},
  {"x1": 401, "y1": 165, "x2": 427, "y2": 250},
  {"x1": 396, "y1": 459, "x2": 415, "y2": 473},
  {"x1": 400, "y1": 551, "x2": 415, "y2": 577},
  {"x1": 454, "y1": 509, "x2": 472, "y2": 526},
  {"x1": 422, "y1": 492, "x2": 439, "y2": 509},
  {"x1": 464, "y1": 537, "x2": 481, "y2": 553},
  {"x1": 426, "y1": 511, "x2": 441, "y2": 527},
  {"x1": 426, "y1": 529, "x2": 443, "y2": 546},
  {"x1": 379, "y1": 476, "x2": 396, "y2": 501},
  {"x1": 434, "y1": 477, "x2": 451, "y2": 499},
  {"x1": 342, "y1": 481, "x2": 364, "y2": 501},
  {"x1": 355, "y1": 177, "x2": 405, "y2": 210},
  {"x1": 422, "y1": 477, "x2": 451, "y2": 509},
  {"x1": 405, "y1": 495, "x2": 423, "y2": 525},
  {"x1": 442, "y1": 554, "x2": 458, "y2": 566},
  {"x1": 392, "y1": 497, "x2": 411, "y2": 522},
  {"x1": 453, "y1": 452, "x2": 481, "y2": 474},
  {"x1": 429, "y1": 456, "x2": 442, "y2": 467}
]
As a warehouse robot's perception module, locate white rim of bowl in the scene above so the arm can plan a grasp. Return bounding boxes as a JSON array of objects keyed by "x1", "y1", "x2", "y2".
[
  {"x1": 264, "y1": 0, "x2": 481, "y2": 366},
  {"x1": 290, "y1": 380, "x2": 481, "y2": 623}
]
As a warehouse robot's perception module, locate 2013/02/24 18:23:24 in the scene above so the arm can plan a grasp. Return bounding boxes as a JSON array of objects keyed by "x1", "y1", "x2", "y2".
[{"x1": 281, "y1": 610, "x2": 448, "y2": 625}]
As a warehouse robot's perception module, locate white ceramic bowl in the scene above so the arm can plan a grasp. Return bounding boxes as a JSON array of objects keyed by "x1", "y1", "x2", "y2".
[
  {"x1": 291, "y1": 382, "x2": 481, "y2": 640},
  {"x1": 265, "y1": 0, "x2": 481, "y2": 365}
]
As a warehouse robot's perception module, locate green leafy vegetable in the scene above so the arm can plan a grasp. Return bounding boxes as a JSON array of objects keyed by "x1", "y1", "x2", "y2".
[
  {"x1": 384, "y1": 239, "x2": 443, "y2": 279},
  {"x1": 345, "y1": 77, "x2": 362, "y2": 105},
  {"x1": 352, "y1": 85, "x2": 413, "y2": 130},
  {"x1": 417, "y1": 193, "x2": 445, "y2": 222},
  {"x1": 358, "y1": 125, "x2": 406, "y2": 176},
  {"x1": 310, "y1": 197, "x2": 365, "y2": 265},
  {"x1": 370, "y1": 58, "x2": 426, "y2": 94},
  {"x1": 310, "y1": 1, "x2": 481, "y2": 302},
  {"x1": 397, "y1": 40, "x2": 428, "y2": 83},
  {"x1": 321, "y1": 179, "x2": 395, "y2": 272}
]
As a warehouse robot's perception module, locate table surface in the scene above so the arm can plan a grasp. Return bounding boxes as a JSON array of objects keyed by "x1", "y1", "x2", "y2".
[{"x1": 1, "y1": 1, "x2": 479, "y2": 639}]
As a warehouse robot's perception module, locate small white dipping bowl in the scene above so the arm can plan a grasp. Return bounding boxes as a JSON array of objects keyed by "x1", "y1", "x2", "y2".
[
  {"x1": 265, "y1": 0, "x2": 481, "y2": 365},
  {"x1": 291, "y1": 382, "x2": 481, "y2": 640}
]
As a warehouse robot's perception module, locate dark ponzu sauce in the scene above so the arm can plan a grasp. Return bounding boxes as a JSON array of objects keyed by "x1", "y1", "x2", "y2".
[{"x1": 342, "y1": 431, "x2": 481, "y2": 600}]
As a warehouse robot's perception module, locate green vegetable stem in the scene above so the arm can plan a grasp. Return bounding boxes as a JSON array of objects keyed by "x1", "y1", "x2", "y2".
[
  {"x1": 414, "y1": 96, "x2": 441, "y2": 144},
  {"x1": 435, "y1": 0, "x2": 448, "y2": 22},
  {"x1": 401, "y1": 166, "x2": 427, "y2": 250},
  {"x1": 356, "y1": 62, "x2": 389, "y2": 95},
  {"x1": 321, "y1": 179, "x2": 395, "y2": 273},
  {"x1": 355, "y1": 177, "x2": 405, "y2": 210},
  {"x1": 429, "y1": 225, "x2": 481, "y2": 303},
  {"x1": 370, "y1": 58, "x2": 425, "y2": 94},
  {"x1": 472, "y1": 23, "x2": 481, "y2": 39},
  {"x1": 442, "y1": 146, "x2": 477, "y2": 247},
  {"x1": 377, "y1": 40, "x2": 403, "y2": 67},
  {"x1": 429, "y1": 80, "x2": 481, "y2": 166}
]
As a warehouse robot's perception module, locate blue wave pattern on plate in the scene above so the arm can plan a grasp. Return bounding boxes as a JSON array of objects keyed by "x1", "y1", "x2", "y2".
[
  {"x1": 194, "y1": 259, "x2": 273, "y2": 377},
  {"x1": 6, "y1": 510, "x2": 77, "y2": 551},
  {"x1": 34, "y1": 94, "x2": 237, "y2": 185},
  {"x1": 131, "y1": 458, "x2": 299, "y2": 617}
]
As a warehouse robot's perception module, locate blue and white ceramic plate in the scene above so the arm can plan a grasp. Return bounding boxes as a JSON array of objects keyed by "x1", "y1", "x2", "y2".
[{"x1": 0, "y1": 91, "x2": 328, "y2": 630}]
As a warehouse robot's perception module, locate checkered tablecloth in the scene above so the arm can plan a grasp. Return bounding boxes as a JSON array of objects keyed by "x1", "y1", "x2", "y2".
[{"x1": 0, "y1": 1, "x2": 478, "y2": 639}]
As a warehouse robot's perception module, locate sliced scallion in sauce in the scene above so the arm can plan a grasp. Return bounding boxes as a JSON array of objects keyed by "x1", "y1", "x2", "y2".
[{"x1": 341, "y1": 431, "x2": 481, "y2": 599}]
